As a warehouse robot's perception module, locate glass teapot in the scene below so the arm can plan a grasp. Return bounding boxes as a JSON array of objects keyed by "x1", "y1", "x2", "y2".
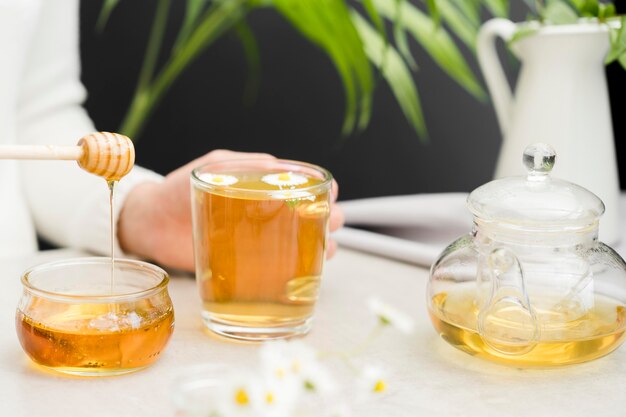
[{"x1": 427, "y1": 144, "x2": 626, "y2": 367}]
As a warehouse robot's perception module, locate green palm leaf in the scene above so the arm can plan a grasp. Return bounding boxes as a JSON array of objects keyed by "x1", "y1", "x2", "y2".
[
  {"x1": 96, "y1": 0, "x2": 120, "y2": 32},
  {"x1": 363, "y1": 0, "x2": 387, "y2": 43},
  {"x1": 120, "y1": 0, "x2": 247, "y2": 138},
  {"x1": 543, "y1": 1, "x2": 579, "y2": 24},
  {"x1": 374, "y1": 0, "x2": 486, "y2": 100},
  {"x1": 481, "y1": 0, "x2": 509, "y2": 17},
  {"x1": 174, "y1": 0, "x2": 210, "y2": 52},
  {"x1": 426, "y1": 0, "x2": 440, "y2": 25},
  {"x1": 455, "y1": 0, "x2": 481, "y2": 26},
  {"x1": 607, "y1": 15, "x2": 626, "y2": 71},
  {"x1": 273, "y1": 0, "x2": 374, "y2": 134},
  {"x1": 436, "y1": 0, "x2": 480, "y2": 52},
  {"x1": 351, "y1": 11, "x2": 427, "y2": 139},
  {"x1": 394, "y1": 0, "x2": 418, "y2": 70},
  {"x1": 235, "y1": 20, "x2": 261, "y2": 104}
]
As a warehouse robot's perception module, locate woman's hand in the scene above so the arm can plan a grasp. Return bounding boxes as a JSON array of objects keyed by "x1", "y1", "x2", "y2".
[{"x1": 118, "y1": 150, "x2": 344, "y2": 271}]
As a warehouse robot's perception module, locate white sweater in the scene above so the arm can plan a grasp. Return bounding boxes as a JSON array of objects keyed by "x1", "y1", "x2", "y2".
[{"x1": 0, "y1": 0, "x2": 162, "y2": 258}]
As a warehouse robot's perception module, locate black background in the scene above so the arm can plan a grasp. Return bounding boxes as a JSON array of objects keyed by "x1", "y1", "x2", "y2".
[{"x1": 79, "y1": 1, "x2": 625, "y2": 201}]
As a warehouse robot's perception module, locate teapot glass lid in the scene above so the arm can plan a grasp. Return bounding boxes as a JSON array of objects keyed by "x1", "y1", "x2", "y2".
[{"x1": 467, "y1": 144, "x2": 605, "y2": 228}]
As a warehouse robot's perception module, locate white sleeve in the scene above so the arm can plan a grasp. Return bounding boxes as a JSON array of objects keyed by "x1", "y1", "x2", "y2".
[{"x1": 18, "y1": 0, "x2": 163, "y2": 255}]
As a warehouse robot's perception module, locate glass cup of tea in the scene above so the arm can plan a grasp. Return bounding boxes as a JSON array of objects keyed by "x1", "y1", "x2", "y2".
[
  {"x1": 16, "y1": 257, "x2": 175, "y2": 376},
  {"x1": 191, "y1": 159, "x2": 332, "y2": 341}
]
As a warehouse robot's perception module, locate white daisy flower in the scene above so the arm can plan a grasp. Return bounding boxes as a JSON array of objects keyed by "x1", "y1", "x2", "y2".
[
  {"x1": 269, "y1": 190, "x2": 315, "y2": 201},
  {"x1": 367, "y1": 297, "x2": 415, "y2": 334},
  {"x1": 250, "y1": 377, "x2": 300, "y2": 417},
  {"x1": 260, "y1": 340, "x2": 316, "y2": 380},
  {"x1": 356, "y1": 366, "x2": 388, "y2": 396},
  {"x1": 216, "y1": 374, "x2": 258, "y2": 417},
  {"x1": 198, "y1": 173, "x2": 239, "y2": 186},
  {"x1": 215, "y1": 370, "x2": 301, "y2": 417},
  {"x1": 262, "y1": 172, "x2": 309, "y2": 187},
  {"x1": 259, "y1": 341, "x2": 335, "y2": 395},
  {"x1": 299, "y1": 361, "x2": 337, "y2": 396}
]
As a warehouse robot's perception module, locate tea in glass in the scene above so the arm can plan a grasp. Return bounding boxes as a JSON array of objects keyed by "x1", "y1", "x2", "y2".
[
  {"x1": 191, "y1": 159, "x2": 332, "y2": 340},
  {"x1": 16, "y1": 258, "x2": 174, "y2": 376}
]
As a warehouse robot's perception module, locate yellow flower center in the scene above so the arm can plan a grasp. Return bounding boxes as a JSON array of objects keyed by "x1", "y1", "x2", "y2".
[
  {"x1": 266, "y1": 392, "x2": 274, "y2": 404},
  {"x1": 278, "y1": 172, "x2": 292, "y2": 181},
  {"x1": 373, "y1": 380, "x2": 386, "y2": 393},
  {"x1": 235, "y1": 388, "x2": 250, "y2": 406},
  {"x1": 275, "y1": 368, "x2": 286, "y2": 378}
]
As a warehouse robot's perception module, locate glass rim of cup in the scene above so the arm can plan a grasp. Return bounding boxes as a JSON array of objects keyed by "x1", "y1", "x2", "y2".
[
  {"x1": 191, "y1": 158, "x2": 333, "y2": 195},
  {"x1": 21, "y1": 257, "x2": 170, "y2": 303}
]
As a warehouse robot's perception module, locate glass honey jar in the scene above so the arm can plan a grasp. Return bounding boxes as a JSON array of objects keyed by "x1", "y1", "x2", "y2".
[{"x1": 16, "y1": 257, "x2": 174, "y2": 376}]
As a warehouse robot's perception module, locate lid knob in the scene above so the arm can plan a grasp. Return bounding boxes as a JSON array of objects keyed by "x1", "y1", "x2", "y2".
[
  {"x1": 466, "y1": 142, "x2": 605, "y2": 226},
  {"x1": 523, "y1": 143, "x2": 556, "y2": 178}
]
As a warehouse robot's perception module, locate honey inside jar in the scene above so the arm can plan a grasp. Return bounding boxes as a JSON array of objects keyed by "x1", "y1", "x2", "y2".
[
  {"x1": 17, "y1": 300, "x2": 173, "y2": 375},
  {"x1": 16, "y1": 258, "x2": 174, "y2": 376}
]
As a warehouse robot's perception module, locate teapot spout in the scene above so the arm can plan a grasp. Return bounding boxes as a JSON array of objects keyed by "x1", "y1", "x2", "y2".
[{"x1": 478, "y1": 248, "x2": 539, "y2": 355}]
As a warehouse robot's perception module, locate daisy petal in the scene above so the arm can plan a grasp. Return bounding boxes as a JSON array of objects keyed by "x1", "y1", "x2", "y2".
[
  {"x1": 198, "y1": 173, "x2": 239, "y2": 186},
  {"x1": 367, "y1": 297, "x2": 415, "y2": 334},
  {"x1": 262, "y1": 172, "x2": 309, "y2": 187}
]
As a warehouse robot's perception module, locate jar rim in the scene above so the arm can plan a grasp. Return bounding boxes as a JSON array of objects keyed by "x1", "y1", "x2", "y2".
[{"x1": 21, "y1": 257, "x2": 169, "y2": 303}]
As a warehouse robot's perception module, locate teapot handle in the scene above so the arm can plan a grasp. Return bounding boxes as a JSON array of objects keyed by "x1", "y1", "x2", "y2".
[
  {"x1": 477, "y1": 248, "x2": 539, "y2": 355},
  {"x1": 477, "y1": 18, "x2": 517, "y2": 136}
]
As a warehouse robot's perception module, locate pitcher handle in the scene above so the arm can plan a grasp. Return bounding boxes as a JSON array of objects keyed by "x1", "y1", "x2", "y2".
[{"x1": 477, "y1": 18, "x2": 517, "y2": 136}]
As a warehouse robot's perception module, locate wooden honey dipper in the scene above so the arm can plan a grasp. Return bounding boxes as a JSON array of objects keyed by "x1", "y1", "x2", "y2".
[{"x1": 0, "y1": 132, "x2": 135, "y2": 181}]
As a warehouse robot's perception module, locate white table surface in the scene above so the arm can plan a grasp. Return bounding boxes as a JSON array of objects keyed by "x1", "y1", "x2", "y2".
[{"x1": 1, "y1": 246, "x2": 626, "y2": 417}]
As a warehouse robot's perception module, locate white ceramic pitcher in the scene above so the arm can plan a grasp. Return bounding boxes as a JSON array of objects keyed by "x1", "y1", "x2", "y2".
[{"x1": 477, "y1": 18, "x2": 620, "y2": 243}]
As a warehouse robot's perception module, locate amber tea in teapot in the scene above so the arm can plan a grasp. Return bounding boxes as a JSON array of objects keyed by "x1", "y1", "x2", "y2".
[{"x1": 428, "y1": 144, "x2": 626, "y2": 367}]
